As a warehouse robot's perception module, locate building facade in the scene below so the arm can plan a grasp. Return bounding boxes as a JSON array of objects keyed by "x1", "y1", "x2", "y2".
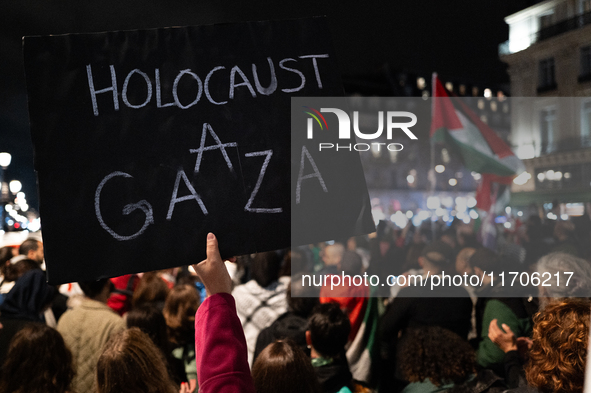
[{"x1": 501, "y1": 0, "x2": 591, "y2": 212}]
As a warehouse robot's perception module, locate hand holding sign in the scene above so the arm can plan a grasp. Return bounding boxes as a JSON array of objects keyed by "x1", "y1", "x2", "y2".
[{"x1": 191, "y1": 233, "x2": 233, "y2": 297}]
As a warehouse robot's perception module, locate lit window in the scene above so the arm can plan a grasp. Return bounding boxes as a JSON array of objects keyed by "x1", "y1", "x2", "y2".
[
  {"x1": 540, "y1": 107, "x2": 556, "y2": 153},
  {"x1": 582, "y1": 100, "x2": 591, "y2": 141}
]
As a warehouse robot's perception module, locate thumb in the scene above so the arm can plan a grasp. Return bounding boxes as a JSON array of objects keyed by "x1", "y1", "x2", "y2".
[
  {"x1": 501, "y1": 324, "x2": 514, "y2": 335},
  {"x1": 206, "y1": 232, "x2": 221, "y2": 261}
]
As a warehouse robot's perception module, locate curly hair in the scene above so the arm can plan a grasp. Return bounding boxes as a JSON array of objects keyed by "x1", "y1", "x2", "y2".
[
  {"x1": 0, "y1": 324, "x2": 75, "y2": 393},
  {"x1": 401, "y1": 326, "x2": 475, "y2": 387},
  {"x1": 525, "y1": 298, "x2": 590, "y2": 393}
]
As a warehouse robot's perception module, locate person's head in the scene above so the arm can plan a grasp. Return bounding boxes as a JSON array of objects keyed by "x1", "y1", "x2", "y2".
[
  {"x1": 0, "y1": 269, "x2": 55, "y2": 321},
  {"x1": 18, "y1": 239, "x2": 43, "y2": 264},
  {"x1": 163, "y1": 284, "x2": 200, "y2": 345},
  {"x1": 132, "y1": 272, "x2": 170, "y2": 309},
  {"x1": 0, "y1": 324, "x2": 75, "y2": 393},
  {"x1": 554, "y1": 220, "x2": 575, "y2": 241},
  {"x1": 440, "y1": 229, "x2": 457, "y2": 249},
  {"x1": 0, "y1": 246, "x2": 15, "y2": 271},
  {"x1": 79, "y1": 278, "x2": 112, "y2": 302},
  {"x1": 467, "y1": 247, "x2": 501, "y2": 275},
  {"x1": 287, "y1": 278, "x2": 320, "y2": 318},
  {"x1": 251, "y1": 251, "x2": 282, "y2": 288},
  {"x1": 455, "y1": 247, "x2": 476, "y2": 275},
  {"x1": 252, "y1": 339, "x2": 321, "y2": 393},
  {"x1": 401, "y1": 326, "x2": 475, "y2": 387},
  {"x1": 340, "y1": 251, "x2": 363, "y2": 275},
  {"x1": 306, "y1": 302, "x2": 350, "y2": 359},
  {"x1": 526, "y1": 298, "x2": 591, "y2": 393},
  {"x1": 536, "y1": 252, "x2": 591, "y2": 300},
  {"x1": 96, "y1": 327, "x2": 178, "y2": 393},
  {"x1": 127, "y1": 304, "x2": 169, "y2": 354},
  {"x1": 418, "y1": 241, "x2": 455, "y2": 274},
  {"x1": 2, "y1": 257, "x2": 41, "y2": 283},
  {"x1": 322, "y1": 243, "x2": 345, "y2": 267}
]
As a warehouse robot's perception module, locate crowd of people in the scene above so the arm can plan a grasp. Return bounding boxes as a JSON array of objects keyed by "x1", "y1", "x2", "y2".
[{"x1": 0, "y1": 212, "x2": 590, "y2": 393}]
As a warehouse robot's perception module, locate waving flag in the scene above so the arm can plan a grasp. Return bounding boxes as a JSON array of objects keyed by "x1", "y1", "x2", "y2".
[
  {"x1": 430, "y1": 74, "x2": 524, "y2": 249},
  {"x1": 430, "y1": 74, "x2": 524, "y2": 212}
]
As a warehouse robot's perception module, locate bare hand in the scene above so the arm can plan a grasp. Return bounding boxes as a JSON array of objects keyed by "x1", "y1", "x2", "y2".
[
  {"x1": 191, "y1": 233, "x2": 233, "y2": 296},
  {"x1": 488, "y1": 319, "x2": 518, "y2": 353}
]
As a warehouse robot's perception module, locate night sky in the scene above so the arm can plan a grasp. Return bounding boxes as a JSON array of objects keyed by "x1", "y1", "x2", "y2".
[{"x1": 0, "y1": 0, "x2": 535, "y2": 211}]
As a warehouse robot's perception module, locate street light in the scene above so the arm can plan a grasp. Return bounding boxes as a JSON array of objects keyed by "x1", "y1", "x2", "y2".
[
  {"x1": 0, "y1": 153, "x2": 11, "y2": 168},
  {"x1": 0, "y1": 152, "x2": 11, "y2": 232},
  {"x1": 9, "y1": 180, "x2": 21, "y2": 194}
]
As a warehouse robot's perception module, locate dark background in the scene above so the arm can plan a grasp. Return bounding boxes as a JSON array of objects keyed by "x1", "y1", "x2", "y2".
[{"x1": 0, "y1": 0, "x2": 539, "y2": 211}]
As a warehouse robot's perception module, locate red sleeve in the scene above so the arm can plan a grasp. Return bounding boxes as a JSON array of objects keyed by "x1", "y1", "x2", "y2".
[{"x1": 195, "y1": 293, "x2": 256, "y2": 393}]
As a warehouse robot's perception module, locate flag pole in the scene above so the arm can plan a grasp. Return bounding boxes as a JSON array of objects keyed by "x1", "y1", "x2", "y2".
[{"x1": 430, "y1": 72, "x2": 437, "y2": 242}]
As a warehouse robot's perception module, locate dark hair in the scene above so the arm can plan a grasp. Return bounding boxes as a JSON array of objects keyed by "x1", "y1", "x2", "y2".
[
  {"x1": 308, "y1": 303, "x2": 350, "y2": 358},
  {"x1": 18, "y1": 239, "x2": 40, "y2": 256},
  {"x1": 251, "y1": 251, "x2": 282, "y2": 288},
  {"x1": 401, "y1": 326, "x2": 475, "y2": 387},
  {"x1": 0, "y1": 324, "x2": 75, "y2": 393},
  {"x1": 127, "y1": 305, "x2": 169, "y2": 353},
  {"x1": 0, "y1": 246, "x2": 14, "y2": 265},
  {"x1": 163, "y1": 284, "x2": 200, "y2": 345},
  {"x1": 287, "y1": 279, "x2": 319, "y2": 318},
  {"x1": 132, "y1": 272, "x2": 170, "y2": 309},
  {"x1": 526, "y1": 299, "x2": 590, "y2": 393},
  {"x1": 252, "y1": 339, "x2": 321, "y2": 393},
  {"x1": 96, "y1": 327, "x2": 178, "y2": 393},
  {"x1": 468, "y1": 248, "x2": 500, "y2": 272},
  {"x1": 79, "y1": 278, "x2": 111, "y2": 299},
  {"x1": 3, "y1": 258, "x2": 40, "y2": 283},
  {"x1": 341, "y1": 251, "x2": 363, "y2": 276}
]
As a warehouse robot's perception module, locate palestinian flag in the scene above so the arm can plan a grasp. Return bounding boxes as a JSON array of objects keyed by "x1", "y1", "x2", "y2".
[{"x1": 430, "y1": 74, "x2": 524, "y2": 212}]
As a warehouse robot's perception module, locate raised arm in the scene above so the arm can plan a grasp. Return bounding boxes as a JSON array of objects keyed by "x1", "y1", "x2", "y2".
[{"x1": 192, "y1": 233, "x2": 256, "y2": 393}]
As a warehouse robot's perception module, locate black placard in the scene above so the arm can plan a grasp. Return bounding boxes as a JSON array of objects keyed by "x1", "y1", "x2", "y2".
[{"x1": 23, "y1": 17, "x2": 374, "y2": 284}]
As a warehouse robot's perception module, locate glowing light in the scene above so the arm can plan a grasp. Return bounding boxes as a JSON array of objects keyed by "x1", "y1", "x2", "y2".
[
  {"x1": 513, "y1": 171, "x2": 531, "y2": 185},
  {"x1": 469, "y1": 210, "x2": 479, "y2": 219},
  {"x1": 561, "y1": 214, "x2": 569, "y2": 220},
  {"x1": 504, "y1": 222, "x2": 511, "y2": 229},
  {"x1": 448, "y1": 178, "x2": 458, "y2": 186},
  {"x1": 9, "y1": 180, "x2": 22, "y2": 194},
  {"x1": 406, "y1": 211, "x2": 413, "y2": 219},
  {"x1": 484, "y1": 88, "x2": 492, "y2": 98},
  {"x1": 517, "y1": 211, "x2": 523, "y2": 217},
  {"x1": 418, "y1": 210, "x2": 431, "y2": 221},
  {"x1": 0, "y1": 153, "x2": 11, "y2": 168},
  {"x1": 467, "y1": 197, "x2": 477, "y2": 208},
  {"x1": 471, "y1": 172, "x2": 482, "y2": 181},
  {"x1": 462, "y1": 216, "x2": 471, "y2": 224},
  {"x1": 505, "y1": 207, "x2": 511, "y2": 215},
  {"x1": 407, "y1": 175, "x2": 415, "y2": 184},
  {"x1": 427, "y1": 196, "x2": 440, "y2": 210},
  {"x1": 436, "y1": 208, "x2": 446, "y2": 217},
  {"x1": 564, "y1": 172, "x2": 571, "y2": 179},
  {"x1": 555, "y1": 171, "x2": 562, "y2": 180},
  {"x1": 546, "y1": 170, "x2": 555, "y2": 181},
  {"x1": 390, "y1": 211, "x2": 408, "y2": 228},
  {"x1": 537, "y1": 173, "x2": 545, "y2": 182},
  {"x1": 547, "y1": 212, "x2": 557, "y2": 220},
  {"x1": 435, "y1": 165, "x2": 445, "y2": 173}
]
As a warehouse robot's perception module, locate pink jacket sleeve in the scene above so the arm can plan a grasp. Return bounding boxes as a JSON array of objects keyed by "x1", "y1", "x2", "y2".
[{"x1": 195, "y1": 292, "x2": 256, "y2": 393}]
